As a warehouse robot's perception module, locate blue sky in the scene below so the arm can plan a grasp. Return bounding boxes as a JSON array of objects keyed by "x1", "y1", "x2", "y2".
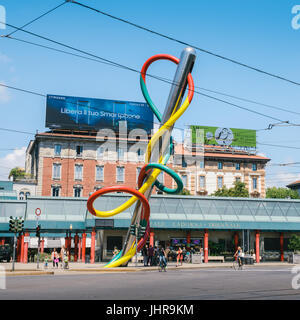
[{"x1": 0, "y1": 0, "x2": 300, "y2": 187}]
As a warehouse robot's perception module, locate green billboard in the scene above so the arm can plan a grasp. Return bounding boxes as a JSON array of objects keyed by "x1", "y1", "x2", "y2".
[{"x1": 190, "y1": 125, "x2": 256, "y2": 148}]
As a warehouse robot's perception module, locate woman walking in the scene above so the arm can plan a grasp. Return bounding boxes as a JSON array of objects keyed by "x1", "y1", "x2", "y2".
[
  {"x1": 51, "y1": 248, "x2": 59, "y2": 268},
  {"x1": 176, "y1": 247, "x2": 183, "y2": 267}
]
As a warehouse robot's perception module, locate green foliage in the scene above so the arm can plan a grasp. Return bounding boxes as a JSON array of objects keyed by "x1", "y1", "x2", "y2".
[
  {"x1": 208, "y1": 241, "x2": 225, "y2": 256},
  {"x1": 179, "y1": 188, "x2": 191, "y2": 195},
  {"x1": 8, "y1": 167, "x2": 26, "y2": 181},
  {"x1": 266, "y1": 187, "x2": 300, "y2": 199},
  {"x1": 212, "y1": 181, "x2": 249, "y2": 198},
  {"x1": 288, "y1": 235, "x2": 300, "y2": 252}
]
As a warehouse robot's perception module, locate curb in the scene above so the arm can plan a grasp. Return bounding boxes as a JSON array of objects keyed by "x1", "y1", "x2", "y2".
[{"x1": 5, "y1": 271, "x2": 54, "y2": 276}]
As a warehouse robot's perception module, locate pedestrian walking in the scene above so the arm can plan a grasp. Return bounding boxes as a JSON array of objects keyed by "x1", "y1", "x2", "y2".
[
  {"x1": 141, "y1": 244, "x2": 148, "y2": 266},
  {"x1": 44, "y1": 256, "x2": 48, "y2": 269},
  {"x1": 176, "y1": 247, "x2": 183, "y2": 267},
  {"x1": 51, "y1": 249, "x2": 59, "y2": 268},
  {"x1": 113, "y1": 246, "x2": 120, "y2": 258},
  {"x1": 165, "y1": 246, "x2": 171, "y2": 262},
  {"x1": 147, "y1": 245, "x2": 154, "y2": 266}
]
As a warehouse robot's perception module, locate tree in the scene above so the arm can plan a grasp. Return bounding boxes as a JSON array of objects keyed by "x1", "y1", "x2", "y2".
[
  {"x1": 179, "y1": 188, "x2": 191, "y2": 195},
  {"x1": 288, "y1": 235, "x2": 300, "y2": 253},
  {"x1": 212, "y1": 181, "x2": 249, "y2": 198},
  {"x1": 266, "y1": 187, "x2": 300, "y2": 199},
  {"x1": 8, "y1": 167, "x2": 26, "y2": 181}
]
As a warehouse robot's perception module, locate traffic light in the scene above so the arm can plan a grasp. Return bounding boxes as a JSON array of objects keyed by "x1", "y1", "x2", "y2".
[
  {"x1": 129, "y1": 224, "x2": 136, "y2": 236},
  {"x1": 138, "y1": 226, "x2": 147, "y2": 238},
  {"x1": 36, "y1": 225, "x2": 41, "y2": 238},
  {"x1": 9, "y1": 216, "x2": 16, "y2": 233},
  {"x1": 16, "y1": 217, "x2": 24, "y2": 233}
]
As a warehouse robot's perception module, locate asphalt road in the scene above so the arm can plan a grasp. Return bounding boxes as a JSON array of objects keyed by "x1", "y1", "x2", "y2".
[{"x1": 0, "y1": 266, "x2": 300, "y2": 300}]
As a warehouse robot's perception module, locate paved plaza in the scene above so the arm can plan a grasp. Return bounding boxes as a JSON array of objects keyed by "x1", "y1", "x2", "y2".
[{"x1": 0, "y1": 264, "x2": 299, "y2": 300}]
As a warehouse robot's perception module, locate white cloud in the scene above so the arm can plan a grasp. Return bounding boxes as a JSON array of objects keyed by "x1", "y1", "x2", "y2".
[
  {"x1": 266, "y1": 171, "x2": 300, "y2": 188},
  {"x1": 0, "y1": 147, "x2": 26, "y2": 181},
  {"x1": 0, "y1": 52, "x2": 11, "y2": 64},
  {"x1": 0, "y1": 81, "x2": 10, "y2": 103}
]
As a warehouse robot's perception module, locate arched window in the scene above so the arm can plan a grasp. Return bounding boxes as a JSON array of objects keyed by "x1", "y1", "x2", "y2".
[{"x1": 19, "y1": 192, "x2": 24, "y2": 200}]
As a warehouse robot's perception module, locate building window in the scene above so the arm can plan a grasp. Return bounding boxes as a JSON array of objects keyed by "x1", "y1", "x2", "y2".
[
  {"x1": 199, "y1": 176, "x2": 205, "y2": 189},
  {"x1": 118, "y1": 147, "x2": 125, "y2": 161},
  {"x1": 97, "y1": 146, "x2": 104, "y2": 159},
  {"x1": 74, "y1": 187, "x2": 82, "y2": 197},
  {"x1": 136, "y1": 167, "x2": 141, "y2": 183},
  {"x1": 182, "y1": 157, "x2": 187, "y2": 168},
  {"x1": 116, "y1": 167, "x2": 124, "y2": 182},
  {"x1": 52, "y1": 163, "x2": 61, "y2": 179},
  {"x1": 96, "y1": 165, "x2": 104, "y2": 181},
  {"x1": 19, "y1": 192, "x2": 25, "y2": 200},
  {"x1": 181, "y1": 174, "x2": 187, "y2": 188},
  {"x1": 252, "y1": 163, "x2": 257, "y2": 171},
  {"x1": 75, "y1": 164, "x2": 83, "y2": 180},
  {"x1": 137, "y1": 149, "x2": 144, "y2": 162},
  {"x1": 235, "y1": 163, "x2": 240, "y2": 170},
  {"x1": 76, "y1": 145, "x2": 83, "y2": 157},
  {"x1": 25, "y1": 192, "x2": 30, "y2": 199},
  {"x1": 252, "y1": 177, "x2": 257, "y2": 190},
  {"x1": 217, "y1": 176, "x2": 223, "y2": 189},
  {"x1": 54, "y1": 144, "x2": 61, "y2": 156},
  {"x1": 52, "y1": 187, "x2": 60, "y2": 197},
  {"x1": 218, "y1": 162, "x2": 223, "y2": 170},
  {"x1": 157, "y1": 171, "x2": 164, "y2": 184},
  {"x1": 199, "y1": 161, "x2": 205, "y2": 169}
]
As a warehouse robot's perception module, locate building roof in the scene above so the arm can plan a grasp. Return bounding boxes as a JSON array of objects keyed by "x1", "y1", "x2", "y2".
[
  {"x1": 36, "y1": 131, "x2": 150, "y2": 143},
  {"x1": 1, "y1": 194, "x2": 300, "y2": 234},
  {"x1": 287, "y1": 180, "x2": 300, "y2": 188}
]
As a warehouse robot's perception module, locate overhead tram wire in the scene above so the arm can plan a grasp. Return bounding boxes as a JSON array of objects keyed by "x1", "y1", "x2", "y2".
[
  {"x1": 3, "y1": 1, "x2": 67, "y2": 38},
  {"x1": 0, "y1": 25, "x2": 290, "y2": 124},
  {"x1": 257, "y1": 142, "x2": 300, "y2": 151},
  {"x1": 5, "y1": 42, "x2": 297, "y2": 126},
  {"x1": 196, "y1": 87, "x2": 300, "y2": 117},
  {"x1": 70, "y1": 0, "x2": 300, "y2": 87},
  {"x1": 2, "y1": 0, "x2": 298, "y2": 120},
  {"x1": 5, "y1": 38, "x2": 300, "y2": 120}
]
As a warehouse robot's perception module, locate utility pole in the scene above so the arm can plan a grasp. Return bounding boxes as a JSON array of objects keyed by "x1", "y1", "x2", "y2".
[
  {"x1": 135, "y1": 224, "x2": 138, "y2": 268},
  {"x1": 36, "y1": 225, "x2": 41, "y2": 269}
]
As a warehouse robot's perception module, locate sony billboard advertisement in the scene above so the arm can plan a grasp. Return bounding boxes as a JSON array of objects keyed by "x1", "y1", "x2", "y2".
[{"x1": 45, "y1": 94, "x2": 153, "y2": 134}]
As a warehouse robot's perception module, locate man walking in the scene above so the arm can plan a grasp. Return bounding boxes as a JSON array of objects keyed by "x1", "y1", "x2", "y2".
[
  {"x1": 142, "y1": 244, "x2": 148, "y2": 266},
  {"x1": 147, "y1": 245, "x2": 154, "y2": 266}
]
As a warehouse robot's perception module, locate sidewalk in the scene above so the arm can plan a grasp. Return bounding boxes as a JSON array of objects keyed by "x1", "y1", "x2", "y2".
[{"x1": 0, "y1": 261, "x2": 295, "y2": 276}]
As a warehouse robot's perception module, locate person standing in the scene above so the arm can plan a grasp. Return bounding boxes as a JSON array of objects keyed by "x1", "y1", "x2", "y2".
[
  {"x1": 113, "y1": 246, "x2": 120, "y2": 258},
  {"x1": 60, "y1": 246, "x2": 66, "y2": 269},
  {"x1": 199, "y1": 247, "x2": 203, "y2": 263},
  {"x1": 141, "y1": 244, "x2": 148, "y2": 266},
  {"x1": 158, "y1": 246, "x2": 167, "y2": 272},
  {"x1": 147, "y1": 245, "x2": 154, "y2": 266},
  {"x1": 51, "y1": 249, "x2": 58, "y2": 268}
]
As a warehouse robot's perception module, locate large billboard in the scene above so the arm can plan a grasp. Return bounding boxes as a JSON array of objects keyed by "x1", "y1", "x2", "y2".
[
  {"x1": 46, "y1": 95, "x2": 153, "y2": 134},
  {"x1": 190, "y1": 125, "x2": 256, "y2": 148}
]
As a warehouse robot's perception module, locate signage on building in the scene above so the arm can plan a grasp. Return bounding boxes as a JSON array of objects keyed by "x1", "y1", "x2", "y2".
[
  {"x1": 46, "y1": 94, "x2": 154, "y2": 134},
  {"x1": 189, "y1": 125, "x2": 256, "y2": 149}
]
